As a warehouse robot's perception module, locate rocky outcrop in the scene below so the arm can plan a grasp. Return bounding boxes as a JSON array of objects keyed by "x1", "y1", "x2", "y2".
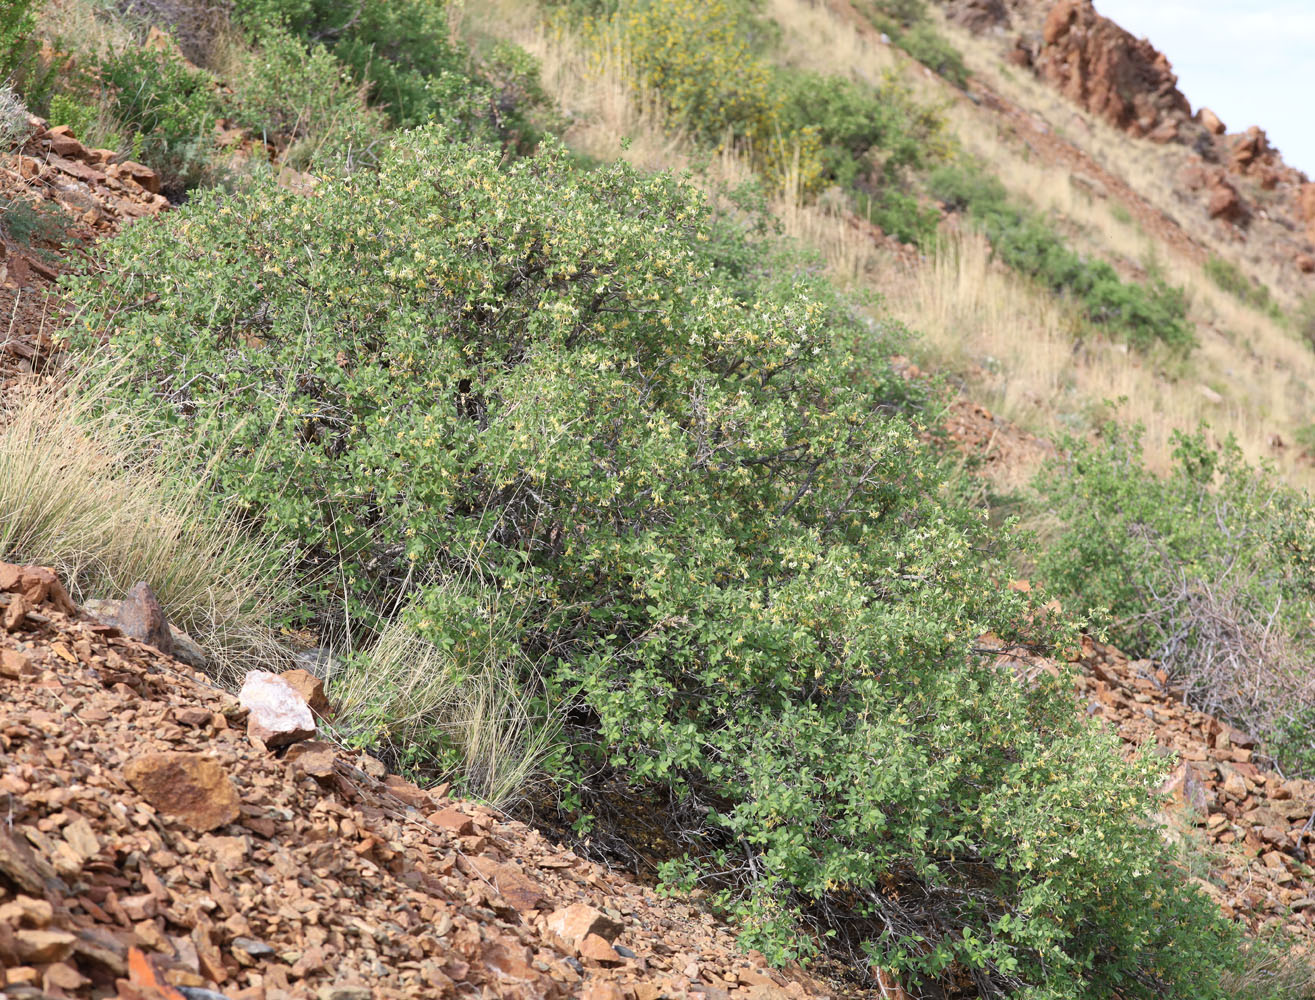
[
  {"x1": 1033, "y1": 0, "x2": 1191, "y2": 141},
  {"x1": 942, "y1": 0, "x2": 1011, "y2": 32}
]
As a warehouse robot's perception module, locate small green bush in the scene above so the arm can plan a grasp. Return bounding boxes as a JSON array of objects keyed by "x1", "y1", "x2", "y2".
[
  {"x1": 1204, "y1": 254, "x2": 1279, "y2": 317},
  {"x1": 72, "y1": 128, "x2": 1263, "y2": 997},
  {"x1": 1034, "y1": 423, "x2": 1315, "y2": 774},
  {"x1": 0, "y1": 0, "x2": 40, "y2": 87},
  {"x1": 930, "y1": 164, "x2": 1196, "y2": 352},
  {"x1": 232, "y1": 0, "x2": 544, "y2": 146},
  {"x1": 777, "y1": 70, "x2": 946, "y2": 189},
  {"x1": 226, "y1": 28, "x2": 386, "y2": 171},
  {"x1": 0, "y1": 195, "x2": 71, "y2": 247},
  {"x1": 619, "y1": 0, "x2": 822, "y2": 188},
  {"x1": 97, "y1": 47, "x2": 221, "y2": 192}
]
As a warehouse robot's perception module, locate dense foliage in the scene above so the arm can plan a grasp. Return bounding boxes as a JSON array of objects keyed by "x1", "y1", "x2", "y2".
[
  {"x1": 1035, "y1": 424, "x2": 1315, "y2": 774},
  {"x1": 615, "y1": 0, "x2": 822, "y2": 188},
  {"x1": 0, "y1": 0, "x2": 41, "y2": 91},
  {"x1": 930, "y1": 165, "x2": 1196, "y2": 352},
  {"x1": 70, "y1": 129, "x2": 1261, "y2": 998},
  {"x1": 97, "y1": 47, "x2": 221, "y2": 192}
]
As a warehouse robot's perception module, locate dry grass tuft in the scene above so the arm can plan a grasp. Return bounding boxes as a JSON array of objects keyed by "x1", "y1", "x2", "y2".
[
  {"x1": 331, "y1": 606, "x2": 558, "y2": 809},
  {"x1": 0, "y1": 379, "x2": 294, "y2": 682}
]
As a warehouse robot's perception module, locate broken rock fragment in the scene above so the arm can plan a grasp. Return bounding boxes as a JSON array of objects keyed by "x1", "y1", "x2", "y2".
[
  {"x1": 240, "y1": 670, "x2": 316, "y2": 748},
  {"x1": 546, "y1": 903, "x2": 624, "y2": 947},
  {"x1": 123, "y1": 752, "x2": 241, "y2": 832},
  {"x1": 279, "y1": 666, "x2": 332, "y2": 717},
  {"x1": 117, "y1": 581, "x2": 174, "y2": 654}
]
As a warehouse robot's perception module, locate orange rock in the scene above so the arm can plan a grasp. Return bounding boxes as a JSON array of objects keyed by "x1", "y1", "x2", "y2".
[
  {"x1": 546, "y1": 903, "x2": 624, "y2": 947},
  {"x1": 1196, "y1": 107, "x2": 1226, "y2": 135},
  {"x1": 279, "y1": 667, "x2": 332, "y2": 717},
  {"x1": 579, "y1": 932, "x2": 622, "y2": 965},
  {"x1": 14, "y1": 928, "x2": 75, "y2": 964},
  {"x1": 428, "y1": 806, "x2": 475, "y2": 836}
]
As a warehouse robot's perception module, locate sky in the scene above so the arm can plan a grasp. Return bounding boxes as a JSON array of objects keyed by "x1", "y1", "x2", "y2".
[{"x1": 1092, "y1": 1, "x2": 1315, "y2": 178}]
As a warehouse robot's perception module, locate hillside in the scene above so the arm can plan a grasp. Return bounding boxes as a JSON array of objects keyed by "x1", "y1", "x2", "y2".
[{"x1": 2, "y1": 0, "x2": 1315, "y2": 997}]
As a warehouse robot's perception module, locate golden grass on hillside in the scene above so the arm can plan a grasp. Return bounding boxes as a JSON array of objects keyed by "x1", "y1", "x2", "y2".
[
  {"x1": 465, "y1": 0, "x2": 1315, "y2": 482},
  {"x1": 0, "y1": 380, "x2": 293, "y2": 681}
]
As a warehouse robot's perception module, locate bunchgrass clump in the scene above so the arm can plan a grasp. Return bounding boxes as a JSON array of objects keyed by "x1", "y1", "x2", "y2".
[{"x1": 0, "y1": 380, "x2": 294, "y2": 681}]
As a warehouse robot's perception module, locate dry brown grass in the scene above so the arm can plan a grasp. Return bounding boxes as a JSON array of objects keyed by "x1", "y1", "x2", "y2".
[
  {"x1": 465, "y1": 0, "x2": 1315, "y2": 483},
  {"x1": 0, "y1": 378, "x2": 295, "y2": 681},
  {"x1": 331, "y1": 592, "x2": 558, "y2": 808}
]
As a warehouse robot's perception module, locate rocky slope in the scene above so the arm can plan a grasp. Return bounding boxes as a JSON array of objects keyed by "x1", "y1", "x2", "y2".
[
  {"x1": 0, "y1": 563, "x2": 849, "y2": 1000},
  {"x1": 4, "y1": 545, "x2": 1315, "y2": 999},
  {"x1": 1074, "y1": 639, "x2": 1315, "y2": 947},
  {"x1": 0, "y1": 116, "x2": 167, "y2": 390}
]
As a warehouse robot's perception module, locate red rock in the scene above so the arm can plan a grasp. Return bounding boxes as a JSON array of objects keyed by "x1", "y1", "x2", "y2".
[
  {"x1": 582, "y1": 982, "x2": 626, "y2": 1000},
  {"x1": 0, "y1": 562, "x2": 77, "y2": 614},
  {"x1": 3, "y1": 593, "x2": 29, "y2": 632},
  {"x1": 117, "y1": 581, "x2": 173, "y2": 654},
  {"x1": 0, "y1": 895, "x2": 53, "y2": 927},
  {"x1": 174, "y1": 706, "x2": 213, "y2": 727},
  {"x1": 42, "y1": 961, "x2": 89, "y2": 991},
  {"x1": 0, "y1": 648, "x2": 36, "y2": 678},
  {"x1": 1161, "y1": 762, "x2": 1210, "y2": 816},
  {"x1": 123, "y1": 752, "x2": 241, "y2": 832},
  {"x1": 428, "y1": 807, "x2": 475, "y2": 836},
  {"x1": 278, "y1": 667, "x2": 331, "y2": 717},
  {"x1": 579, "y1": 932, "x2": 622, "y2": 965},
  {"x1": 239, "y1": 671, "x2": 316, "y2": 748},
  {"x1": 383, "y1": 774, "x2": 434, "y2": 810},
  {"x1": 1207, "y1": 177, "x2": 1244, "y2": 221},
  {"x1": 1036, "y1": 0, "x2": 1190, "y2": 139},
  {"x1": 285, "y1": 739, "x2": 337, "y2": 779},
  {"x1": 470, "y1": 857, "x2": 547, "y2": 914},
  {"x1": 1196, "y1": 107, "x2": 1226, "y2": 135},
  {"x1": 1296, "y1": 253, "x2": 1315, "y2": 274},
  {"x1": 546, "y1": 903, "x2": 624, "y2": 946},
  {"x1": 109, "y1": 160, "x2": 161, "y2": 195},
  {"x1": 942, "y1": 0, "x2": 1009, "y2": 33}
]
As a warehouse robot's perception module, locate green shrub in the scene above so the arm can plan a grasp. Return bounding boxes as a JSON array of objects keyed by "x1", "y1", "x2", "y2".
[
  {"x1": 46, "y1": 92, "x2": 134, "y2": 156},
  {"x1": 859, "y1": 186, "x2": 939, "y2": 244},
  {"x1": 231, "y1": 0, "x2": 543, "y2": 146},
  {"x1": 0, "y1": 0, "x2": 40, "y2": 87},
  {"x1": 777, "y1": 70, "x2": 946, "y2": 189},
  {"x1": 1204, "y1": 254, "x2": 1279, "y2": 317},
  {"x1": 1034, "y1": 423, "x2": 1315, "y2": 774},
  {"x1": 97, "y1": 47, "x2": 221, "y2": 192},
  {"x1": 69, "y1": 128, "x2": 1265, "y2": 997},
  {"x1": 857, "y1": 0, "x2": 969, "y2": 87},
  {"x1": 616, "y1": 0, "x2": 822, "y2": 189},
  {"x1": 226, "y1": 28, "x2": 386, "y2": 171},
  {"x1": 930, "y1": 164, "x2": 1196, "y2": 351},
  {"x1": 0, "y1": 195, "x2": 71, "y2": 247}
]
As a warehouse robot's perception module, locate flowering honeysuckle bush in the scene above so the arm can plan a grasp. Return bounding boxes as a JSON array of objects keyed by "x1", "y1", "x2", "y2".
[{"x1": 69, "y1": 129, "x2": 1261, "y2": 997}]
